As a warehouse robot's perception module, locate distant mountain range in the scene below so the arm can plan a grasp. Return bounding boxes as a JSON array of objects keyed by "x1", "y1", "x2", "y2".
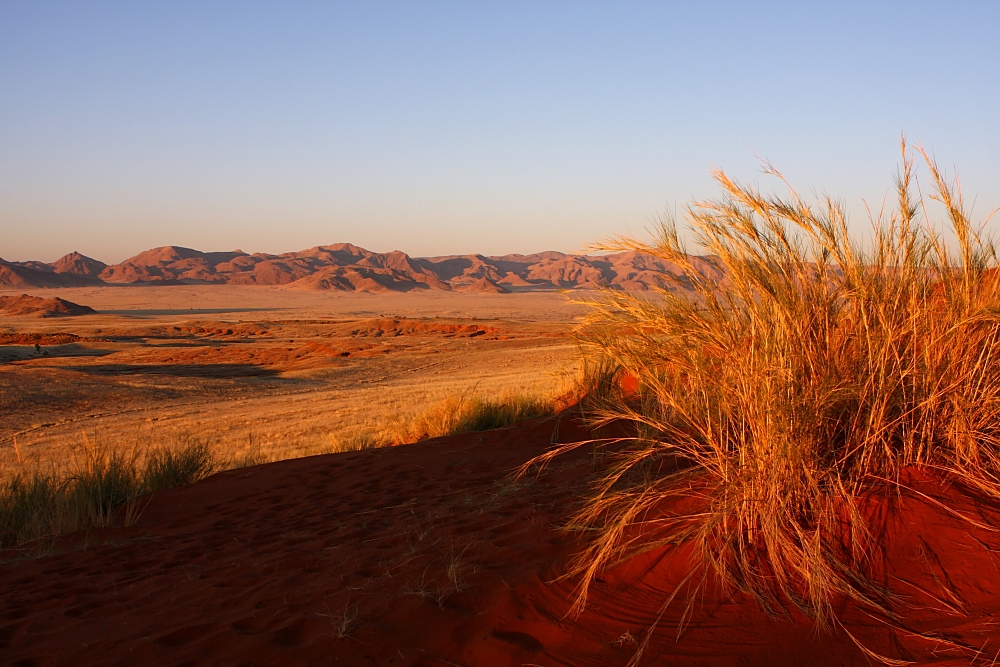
[{"x1": 0, "y1": 243, "x2": 719, "y2": 293}]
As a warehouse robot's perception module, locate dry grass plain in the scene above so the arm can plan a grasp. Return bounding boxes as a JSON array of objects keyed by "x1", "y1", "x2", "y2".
[{"x1": 0, "y1": 285, "x2": 586, "y2": 472}]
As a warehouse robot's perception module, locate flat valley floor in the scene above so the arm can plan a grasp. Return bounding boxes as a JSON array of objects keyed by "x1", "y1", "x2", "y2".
[{"x1": 0, "y1": 286, "x2": 587, "y2": 469}]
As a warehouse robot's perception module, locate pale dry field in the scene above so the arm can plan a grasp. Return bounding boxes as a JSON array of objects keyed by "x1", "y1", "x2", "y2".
[{"x1": 0, "y1": 286, "x2": 587, "y2": 472}]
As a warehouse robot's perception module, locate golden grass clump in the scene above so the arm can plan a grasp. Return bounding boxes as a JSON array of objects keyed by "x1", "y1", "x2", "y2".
[
  {"x1": 544, "y1": 139, "x2": 1000, "y2": 632},
  {"x1": 0, "y1": 438, "x2": 217, "y2": 550},
  {"x1": 401, "y1": 393, "x2": 554, "y2": 442},
  {"x1": 326, "y1": 392, "x2": 556, "y2": 453}
]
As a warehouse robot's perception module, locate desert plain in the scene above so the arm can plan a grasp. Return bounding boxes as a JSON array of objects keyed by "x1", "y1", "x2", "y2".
[{"x1": 0, "y1": 285, "x2": 583, "y2": 470}]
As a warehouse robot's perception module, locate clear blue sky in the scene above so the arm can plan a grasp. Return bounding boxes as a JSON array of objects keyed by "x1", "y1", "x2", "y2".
[{"x1": 2, "y1": 1, "x2": 998, "y2": 263}]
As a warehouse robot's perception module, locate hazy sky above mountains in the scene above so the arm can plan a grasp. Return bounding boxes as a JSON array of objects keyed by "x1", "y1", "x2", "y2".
[{"x1": 2, "y1": 1, "x2": 998, "y2": 263}]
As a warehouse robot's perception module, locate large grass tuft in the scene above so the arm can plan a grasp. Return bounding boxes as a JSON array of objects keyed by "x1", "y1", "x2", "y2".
[{"x1": 534, "y1": 139, "x2": 1000, "y2": 633}]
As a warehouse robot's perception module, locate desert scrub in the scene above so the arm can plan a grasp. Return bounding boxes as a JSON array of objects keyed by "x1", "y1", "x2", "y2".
[
  {"x1": 327, "y1": 427, "x2": 390, "y2": 453},
  {"x1": 144, "y1": 440, "x2": 216, "y2": 492},
  {"x1": 534, "y1": 140, "x2": 1000, "y2": 636},
  {"x1": 324, "y1": 392, "x2": 559, "y2": 453},
  {"x1": 450, "y1": 394, "x2": 553, "y2": 434},
  {"x1": 400, "y1": 392, "x2": 555, "y2": 442},
  {"x1": 0, "y1": 438, "x2": 217, "y2": 549},
  {"x1": 0, "y1": 475, "x2": 65, "y2": 548}
]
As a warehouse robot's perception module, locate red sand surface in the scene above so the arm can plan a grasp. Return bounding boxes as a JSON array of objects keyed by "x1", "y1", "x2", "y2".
[{"x1": 4, "y1": 417, "x2": 1000, "y2": 666}]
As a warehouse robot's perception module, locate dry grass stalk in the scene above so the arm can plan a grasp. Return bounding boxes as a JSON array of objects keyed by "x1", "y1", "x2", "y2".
[
  {"x1": 537, "y1": 139, "x2": 1000, "y2": 635},
  {"x1": 319, "y1": 601, "x2": 359, "y2": 640}
]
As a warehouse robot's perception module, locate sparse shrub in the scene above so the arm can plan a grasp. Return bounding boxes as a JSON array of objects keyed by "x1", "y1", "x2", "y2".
[
  {"x1": 535, "y1": 140, "x2": 1000, "y2": 636},
  {"x1": 225, "y1": 432, "x2": 270, "y2": 469},
  {"x1": 450, "y1": 394, "x2": 553, "y2": 434},
  {"x1": 395, "y1": 396, "x2": 467, "y2": 441},
  {"x1": 569, "y1": 355, "x2": 627, "y2": 418},
  {"x1": 144, "y1": 440, "x2": 216, "y2": 492},
  {"x1": 321, "y1": 601, "x2": 359, "y2": 639},
  {"x1": 327, "y1": 427, "x2": 389, "y2": 453},
  {"x1": 403, "y1": 541, "x2": 477, "y2": 608}
]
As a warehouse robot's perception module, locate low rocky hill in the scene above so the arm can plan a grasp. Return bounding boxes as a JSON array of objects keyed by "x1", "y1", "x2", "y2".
[{"x1": 0, "y1": 294, "x2": 97, "y2": 317}]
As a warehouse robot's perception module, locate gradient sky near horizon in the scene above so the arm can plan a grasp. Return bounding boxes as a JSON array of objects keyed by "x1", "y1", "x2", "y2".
[{"x1": 2, "y1": 2, "x2": 999, "y2": 263}]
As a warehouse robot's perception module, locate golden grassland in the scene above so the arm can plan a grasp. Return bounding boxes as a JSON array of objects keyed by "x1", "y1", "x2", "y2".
[{"x1": 0, "y1": 310, "x2": 580, "y2": 470}]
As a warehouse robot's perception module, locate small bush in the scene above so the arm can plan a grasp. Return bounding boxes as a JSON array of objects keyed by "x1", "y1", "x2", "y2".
[
  {"x1": 0, "y1": 474, "x2": 63, "y2": 548},
  {"x1": 225, "y1": 433, "x2": 270, "y2": 469},
  {"x1": 69, "y1": 446, "x2": 143, "y2": 527},
  {"x1": 396, "y1": 397, "x2": 467, "y2": 442},
  {"x1": 570, "y1": 355, "x2": 628, "y2": 417}
]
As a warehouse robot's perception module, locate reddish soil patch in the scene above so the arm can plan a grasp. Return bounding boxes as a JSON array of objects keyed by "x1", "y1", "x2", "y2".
[
  {"x1": 112, "y1": 341, "x2": 369, "y2": 371},
  {"x1": 351, "y1": 318, "x2": 499, "y2": 337},
  {"x1": 3, "y1": 418, "x2": 1000, "y2": 665},
  {"x1": 0, "y1": 332, "x2": 85, "y2": 345}
]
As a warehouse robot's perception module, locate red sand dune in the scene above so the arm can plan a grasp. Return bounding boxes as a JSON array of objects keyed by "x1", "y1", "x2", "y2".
[
  {"x1": 3, "y1": 416, "x2": 1000, "y2": 665},
  {"x1": 0, "y1": 294, "x2": 97, "y2": 317},
  {"x1": 1, "y1": 244, "x2": 722, "y2": 293}
]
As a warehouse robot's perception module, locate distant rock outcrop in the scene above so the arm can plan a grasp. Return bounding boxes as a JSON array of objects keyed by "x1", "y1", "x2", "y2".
[
  {"x1": 53, "y1": 252, "x2": 107, "y2": 278},
  {"x1": 0, "y1": 294, "x2": 97, "y2": 317},
  {"x1": 458, "y1": 277, "x2": 509, "y2": 294},
  {"x1": 0, "y1": 244, "x2": 717, "y2": 293},
  {"x1": 0, "y1": 254, "x2": 104, "y2": 288}
]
